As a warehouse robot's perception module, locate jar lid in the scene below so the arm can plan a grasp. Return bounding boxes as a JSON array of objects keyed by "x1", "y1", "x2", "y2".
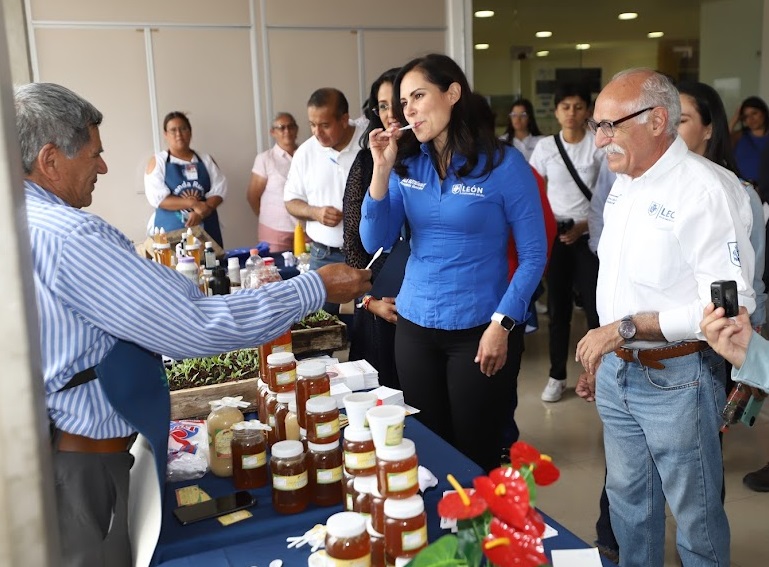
[
  {"x1": 366, "y1": 516, "x2": 383, "y2": 538},
  {"x1": 288, "y1": 399, "x2": 297, "y2": 412},
  {"x1": 267, "y1": 351, "x2": 295, "y2": 365},
  {"x1": 271, "y1": 440, "x2": 304, "y2": 458},
  {"x1": 186, "y1": 242, "x2": 200, "y2": 250},
  {"x1": 257, "y1": 378, "x2": 266, "y2": 388},
  {"x1": 299, "y1": 427, "x2": 307, "y2": 436},
  {"x1": 307, "y1": 439, "x2": 340, "y2": 452},
  {"x1": 276, "y1": 392, "x2": 295, "y2": 403},
  {"x1": 344, "y1": 426, "x2": 373, "y2": 442},
  {"x1": 205, "y1": 241, "x2": 213, "y2": 248},
  {"x1": 153, "y1": 242, "x2": 171, "y2": 249},
  {"x1": 297, "y1": 361, "x2": 327, "y2": 378},
  {"x1": 326, "y1": 511, "x2": 366, "y2": 538},
  {"x1": 228, "y1": 257, "x2": 240, "y2": 265},
  {"x1": 306, "y1": 396, "x2": 337, "y2": 413},
  {"x1": 352, "y1": 474, "x2": 377, "y2": 494},
  {"x1": 384, "y1": 494, "x2": 424, "y2": 519},
  {"x1": 375, "y1": 438, "x2": 415, "y2": 461}
]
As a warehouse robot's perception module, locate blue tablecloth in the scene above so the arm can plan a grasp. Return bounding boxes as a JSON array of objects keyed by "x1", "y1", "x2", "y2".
[{"x1": 153, "y1": 419, "x2": 616, "y2": 567}]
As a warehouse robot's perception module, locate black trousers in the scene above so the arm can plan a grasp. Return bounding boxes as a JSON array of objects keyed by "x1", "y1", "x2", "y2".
[
  {"x1": 395, "y1": 316, "x2": 525, "y2": 472},
  {"x1": 349, "y1": 304, "x2": 400, "y2": 390},
  {"x1": 546, "y1": 235, "x2": 600, "y2": 380},
  {"x1": 53, "y1": 445, "x2": 134, "y2": 567}
]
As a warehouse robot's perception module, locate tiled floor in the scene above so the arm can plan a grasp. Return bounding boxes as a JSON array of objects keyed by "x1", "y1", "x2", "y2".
[{"x1": 518, "y1": 309, "x2": 769, "y2": 567}]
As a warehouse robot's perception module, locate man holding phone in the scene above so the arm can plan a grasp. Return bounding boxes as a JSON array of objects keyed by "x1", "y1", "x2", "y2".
[{"x1": 575, "y1": 69, "x2": 755, "y2": 567}]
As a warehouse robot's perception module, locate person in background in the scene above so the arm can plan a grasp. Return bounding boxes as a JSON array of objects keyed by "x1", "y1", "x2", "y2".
[
  {"x1": 730, "y1": 96, "x2": 769, "y2": 184},
  {"x1": 144, "y1": 111, "x2": 226, "y2": 246},
  {"x1": 17, "y1": 82, "x2": 371, "y2": 567},
  {"x1": 360, "y1": 53, "x2": 547, "y2": 472},
  {"x1": 499, "y1": 98, "x2": 544, "y2": 161},
  {"x1": 247, "y1": 112, "x2": 300, "y2": 252},
  {"x1": 529, "y1": 82, "x2": 604, "y2": 403},
  {"x1": 576, "y1": 68, "x2": 755, "y2": 567},
  {"x1": 343, "y1": 67, "x2": 402, "y2": 390},
  {"x1": 284, "y1": 88, "x2": 368, "y2": 314}
]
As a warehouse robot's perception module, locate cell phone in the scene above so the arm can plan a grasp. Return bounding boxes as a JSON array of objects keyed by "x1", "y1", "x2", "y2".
[
  {"x1": 173, "y1": 490, "x2": 256, "y2": 525},
  {"x1": 710, "y1": 280, "x2": 738, "y2": 317},
  {"x1": 740, "y1": 395, "x2": 764, "y2": 427}
]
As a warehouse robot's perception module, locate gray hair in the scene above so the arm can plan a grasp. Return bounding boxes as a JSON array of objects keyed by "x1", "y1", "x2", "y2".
[
  {"x1": 14, "y1": 83, "x2": 103, "y2": 174},
  {"x1": 612, "y1": 68, "x2": 680, "y2": 138},
  {"x1": 272, "y1": 111, "x2": 296, "y2": 125}
]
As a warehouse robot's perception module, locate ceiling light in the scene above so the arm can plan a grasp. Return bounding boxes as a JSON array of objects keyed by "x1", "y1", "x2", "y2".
[
  {"x1": 576, "y1": 43, "x2": 591, "y2": 50},
  {"x1": 474, "y1": 10, "x2": 494, "y2": 18},
  {"x1": 536, "y1": 50, "x2": 550, "y2": 57},
  {"x1": 535, "y1": 31, "x2": 553, "y2": 38},
  {"x1": 618, "y1": 12, "x2": 638, "y2": 20},
  {"x1": 474, "y1": 43, "x2": 490, "y2": 50},
  {"x1": 647, "y1": 31, "x2": 664, "y2": 38}
]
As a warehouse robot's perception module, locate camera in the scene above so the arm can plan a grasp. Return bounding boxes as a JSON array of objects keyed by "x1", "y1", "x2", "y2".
[{"x1": 557, "y1": 219, "x2": 575, "y2": 235}]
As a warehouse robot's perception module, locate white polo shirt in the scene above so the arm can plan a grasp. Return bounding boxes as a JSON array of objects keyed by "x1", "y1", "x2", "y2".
[
  {"x1": 284, "y1": 118, "x2": 368, "y2": 249},
  {"x1": 597, "y1": 136, "x2": 756, "y2": 345}
]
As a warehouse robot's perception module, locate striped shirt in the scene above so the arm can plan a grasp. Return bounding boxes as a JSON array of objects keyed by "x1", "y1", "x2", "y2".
[{"x1": 25, "y1": 180, "x2": 325, "y2": 439}]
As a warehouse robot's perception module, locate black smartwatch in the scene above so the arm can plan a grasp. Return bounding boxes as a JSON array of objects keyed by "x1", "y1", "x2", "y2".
[
  {"x1": 492, "y1": 312, "x2": 516, "y2": 332},
  {"x1": 618, "y1": 315, "x2": 637, "y2": 341}
]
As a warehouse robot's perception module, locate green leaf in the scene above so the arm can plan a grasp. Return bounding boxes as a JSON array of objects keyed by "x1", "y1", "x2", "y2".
[{"x1": 409, "y1": 535, "x2": 465, "y2": 567}]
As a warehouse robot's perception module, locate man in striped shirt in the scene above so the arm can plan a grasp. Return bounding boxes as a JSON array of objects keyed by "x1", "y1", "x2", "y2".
[{"x1": 16, "y1": 82, "x2": 371, "y2": 567}]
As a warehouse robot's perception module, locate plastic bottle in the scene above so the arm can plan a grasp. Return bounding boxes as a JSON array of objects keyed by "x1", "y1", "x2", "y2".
[
  {"x1": 176, "y1": 256, "x2": 200, "y2": 287},
  {"x1": 271, "y1": 440, "x2": 309, "y2": 514},
  {"x1": 274, "y1": 391, "x2": 295, "y2": 442},
  {"x1": 201, "y1": 269, "x2": 213, "y2": 295},
  {"x1": 384, "y1": 495, "x2": 427, "y2": 565},
  {"x1": 293, "y1": 224, "x2": 307, "y2": 257},
  {"x1": 243, "y1": 248, "x2": 264, "y2": 289},
  {"x1": 204, "y1": 241, "x2": 217, "y2": 270},
  {"x1": 325, "y1": 512, "x2": 371, "y2": 565},
  {"x1": 208, "y1": 262, "x2": 231, "y2": 295},
  {"x1": 186, "y1": 239, "x2": 202, "y2": 266},
  {"x1": 152, "y1": 242, "x2": 172, "y2": 267},
  {"x1": 228, "y1": 257, "x2": 242, "y2": 290},
  {"x1": 206, "y1": 396, "x2": 249, "y2": 477},
  {"x1": 258, "y1": 257, "x2": 282, "y2": 284},
  {"x1": 231, "y1": 420, "x2": 270, "y2": 489},
  {"x1": 721, "y1": 382, "x2": 752, "y2": 431},
  {"x1": 285, "y1": 399, "x2": 300, "y2": 441},
  {"x1": 307, "y1": 439, "x2": 344, "y2": 507}
]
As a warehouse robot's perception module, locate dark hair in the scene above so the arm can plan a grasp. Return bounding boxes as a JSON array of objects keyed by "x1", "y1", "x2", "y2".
[
  {"x1": 502, "y1": 98, "x2": 542, "y2": 142},
  {"x1": 677, "y1": 81, "x2": 739, "y2": 176},
  {"x1": 392, "y1": 53, "x2": 502, "y2": 179},
  {"x1": 360, "y1": 67, "x2": 400, "y2": 149},
  {"x1": 738, "y1": 95, "x2": 769, "y2": 132},
  {"x1": 307, "y1": 88, "x2": 349, "y2": 119},
  {"x1": 163, "y1": 111, "x2": 191, "y2": 132},
  {"x1": 554, "y1": 82, "x2": 591, "y2": 108}
]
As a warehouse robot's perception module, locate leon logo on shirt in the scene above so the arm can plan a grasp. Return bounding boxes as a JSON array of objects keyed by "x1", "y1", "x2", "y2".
[
  {"x1": 401, "y1": 178, "x2": 426, "y2": 191},
  {"x1": 648, "y1": 201, "x2": 675, "y2": 221},
  {"x1": 451, "y1": 183, "x2": 485, "y2": 197},
  {"x1": 728, "y1": 242, "x2": 741, "y2": 267}
]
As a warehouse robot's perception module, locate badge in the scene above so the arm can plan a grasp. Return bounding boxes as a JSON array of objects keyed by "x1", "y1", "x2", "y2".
[{"x1": 184, "y1": 163, "x2": 199, "y2": 181}]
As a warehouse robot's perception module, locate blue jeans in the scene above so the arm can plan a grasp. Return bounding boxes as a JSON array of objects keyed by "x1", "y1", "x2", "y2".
[
  {"x1": 596, "y1": 349, "x2": 729, "y2": 567},
  {"x1": 309, "y1": 242, "x2": 346, "y2": 315}
]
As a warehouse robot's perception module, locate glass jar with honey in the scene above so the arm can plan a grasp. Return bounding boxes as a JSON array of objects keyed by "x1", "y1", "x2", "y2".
[
  {"x1": 306, "y1": 439, "x2": 344, "y2": 506},
  {"x1": 383, "y1": 495, "x2": 427, "y2": 565},
  {"x1": 352, "y1": 474, "x2": 377, "y2": 519},
  {"x1": 325, "y1": 511, "x2": 371, "y2": 566},
  {"x1": 231, "y1": 420, "x2": 269, "y2": 489},
  {"x1": 305, "y1": 396, "x2": 340, "y2": 443},
  {"x1": 206, "y1": 396, "x2": 249, "y2": 477},
  {"x1": 295, "y1": 361, "x2": 330, "y2": 429},
  {"x1": 266, "y1": 352, "x2": 296, "y2": 393},
  {"x1": 375, "y1": 439, "x2": 418, "y2": 499},
  {"x1": 274, "y1": 391, "x2": 295, "y2": 443},
  {"x1": 367, "y1": 517, "x2": 385, "y2": 567},
  {"x1": 270, "y1": 440, "x2": 309, "y2": 514},
  {"x1": 344, "y1": 427, "x2": 377, "y2": 477}
]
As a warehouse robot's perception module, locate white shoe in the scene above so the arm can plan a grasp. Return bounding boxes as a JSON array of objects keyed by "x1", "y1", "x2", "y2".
[
  {"x1": 535, "y1": 300, "x2": 547, "y2": 314},
  {"x1": 541, "y1": 377, "x2": 566, "y2": 402}
]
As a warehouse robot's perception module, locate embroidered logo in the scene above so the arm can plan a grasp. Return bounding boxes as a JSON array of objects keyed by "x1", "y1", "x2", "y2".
[
  {"x1": 728, "y1": 242, "x2": 741, "y2": 266},
  {"x1": 401, "y1": 178, "x2": 426, "y2": 190},
  {"x1": 647, "y1": 201, "x2": 675, "y2": 221},
  {"x1": 451, "y1": 183, "x2": 485, "y2": 197}
]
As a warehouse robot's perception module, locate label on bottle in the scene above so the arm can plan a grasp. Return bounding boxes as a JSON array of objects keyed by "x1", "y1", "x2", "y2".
[
  {"x1": 272, "y1": 344, "x2": 293, "y2": 354},
  {"x1": 273, "y1": 471, "x2": 309, "y2": 491},
  {"x1": 276, "y1": 369, "x2": 296, "y2": 385},
  {"x1": 315, "y1": 418, "x2": 340, "y2": 439},
  {"x1": 316, "y1": 465, "x2": 343, "y2": 484},
  {"x1": 346, "y1": 493, "x2": 354, "y2": 511},
  {"x1": 214, "y1": 429, "x2": 233, "y2": 459},
  {"x1": 385, "y1": 423, "x2": 404, "y2": 446},
  {"x1": 242, "y1": 451, "x2": 267, "y2": 470},
  {"x1": 326, "y1": 554, "x2": 371, "y2": 567},
  {"x1": 309, "y1": 391, "x2": 331, "y2": 399},
  {"x1": 401, "y1": 525, "x2": 427, "y2": 551},
  {"x1": 269, "y1": 415, "x2": 276, "y2": 428},
  {"x1": 344, "y1": 450, "x2": 376, "y2": 470},
  {"x1": 386, "y1": 467, "x2": 418, "y2": 492}
]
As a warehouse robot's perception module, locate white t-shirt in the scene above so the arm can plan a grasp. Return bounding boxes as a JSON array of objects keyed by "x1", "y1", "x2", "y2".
[
  {"x1": 529, "y1": 131, "x2": 603, "y2": 221},
  {"x1": 283, "y1": 118, "x2": 368, "y2": 248},
  {"x1": 502, "y1": 134, "x2": 544, "y2": 162}
]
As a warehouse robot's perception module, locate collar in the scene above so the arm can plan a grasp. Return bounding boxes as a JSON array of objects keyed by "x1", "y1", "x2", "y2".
[
  {"x1": 24, "y1": 179, "x2": 69, "y2": 207},
  {"x1": 272, "y1": 144, "x2": 294, "y2": 160},
  {"x1": 621, "y1": 135, "x2": 687, "y2": 184}
]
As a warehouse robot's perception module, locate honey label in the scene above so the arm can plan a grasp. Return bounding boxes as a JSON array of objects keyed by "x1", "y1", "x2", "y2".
[
  {"x1": 386, "y1": 466, "x2": 418, "y2": 492},
  {"x1": 273, "y1": 471, "x2": 309, "y2": 491},
  {"x1": 214, "y1": 429, "x2": 233, "y2": 458},
  {"x1": 316, "y1": 465, "x2": 343, "y2": 484},
  {"x1": 315, "y1": 417, "x2": 340, "y2": 439},
  {"x1": 241, "y1": 451, "x2": 267, "y2": 470},
  {"x1": 344, "y1": 450, "x2": 376, "y2": 470},
  {"x1": 326, "y1": 554, "x2": 371, "y2": 567},
  {"x1": 217, "y1": 509, "x2": 253, "y2": 526},
  {"x1": 384, "y1": 422, "x2": 404, "y2": 446},
  {"x1": 401, "y1": 525, "x2": 427, "y2": 551},
  {"x1": 309, "y1": 391, "x2": 331, "y2": 398},
  {"x1": 276, "y1": 369, "x2": 296, "y2": 385},
  {"x1": 272, "y1": 344, "x2": 293, "y2": 354},
  {"x1": 174, "y1": 485, "x2": 211, "y2": 507}
]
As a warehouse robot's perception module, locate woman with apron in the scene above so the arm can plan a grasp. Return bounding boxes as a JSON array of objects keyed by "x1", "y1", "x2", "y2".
[{"x1": 144, "y1": 111, "x2": 227, "y2": 246}]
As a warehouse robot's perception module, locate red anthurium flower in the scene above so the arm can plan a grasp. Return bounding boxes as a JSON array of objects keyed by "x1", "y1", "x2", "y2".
[
  {"x1": 482, "y1": 518, "x2": 547, "y2": 567},
  {"x1": 438, "y1": 474, "x2": 488, "y2": 520},
  {"x1": 473, "y1": 467, "x2": 530, "y2": 529},
  {"x1": 510, "y1": 441, "x2": 560, "y2": 486},
  {"x1": 522, "y1": 507, "x2": 546, "y2": 538}
]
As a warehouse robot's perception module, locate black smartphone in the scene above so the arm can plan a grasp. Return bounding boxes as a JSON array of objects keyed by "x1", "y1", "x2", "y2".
[
  {"x1": 173, "y1": 490, "x2": 256, "y2": 525},
  {"x1": 710, "y1": 280, "x2": 739, "y2": 317}
]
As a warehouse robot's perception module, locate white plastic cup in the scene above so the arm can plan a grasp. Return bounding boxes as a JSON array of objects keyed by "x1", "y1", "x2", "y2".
[
  {"x1": 366, "y1": 405, "x2": 406, "y2": 449},
  {"x1": 343, "y1": 392, "x2": 378, "y2": 430}
]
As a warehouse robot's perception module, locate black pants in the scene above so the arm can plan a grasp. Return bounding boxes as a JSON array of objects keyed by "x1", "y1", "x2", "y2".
[
  {"x1": 395, "y1": 316, "x2": 525, "y2": 472},
  {"x1": 349, "y1": 304, "x2": 400, "y2": 390},
  {"x1": 53, "y1": 444, "x2": 134, "y2": 567},
  {"x1": 546, "y1": 235, "x2": 600, "y2": 380}
]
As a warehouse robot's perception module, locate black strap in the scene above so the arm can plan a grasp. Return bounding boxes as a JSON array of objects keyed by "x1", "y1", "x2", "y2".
[
  {"x1": 553, "y1": 134, "x2": 592, "y2": 202},
  {"x1": 58, "y1": 367, "x2": 97, "y2": 392}
]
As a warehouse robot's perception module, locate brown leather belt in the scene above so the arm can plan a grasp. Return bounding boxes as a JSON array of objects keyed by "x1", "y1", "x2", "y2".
[
  {"x1": 614, "y1": 341, "x2": 709, "y2": 370},
  {"x1": 56, "y1": 431, "x2": 134, "y2": 454}
]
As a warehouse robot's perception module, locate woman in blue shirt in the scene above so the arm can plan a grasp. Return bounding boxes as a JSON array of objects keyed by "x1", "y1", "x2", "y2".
[{"x1": 360, "y1": 54, "x2": 547, "y2": 471}]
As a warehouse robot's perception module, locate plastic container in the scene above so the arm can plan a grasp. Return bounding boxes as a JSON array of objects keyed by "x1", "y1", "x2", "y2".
[
  {"x1": 243, "y1": 248, "x2": 264, "y2": 289},
  {"x1": 296, "y1": 362, "x2": 331, "y2": 430},
  {"x1": 367, "y1": 517, "x2": 386, "y2": 567},
  {"x1": 228, "y1": 257, "x2": 242, "y2": 289},
  {"x1": 204, "y1": 240, "x2": 217, "y2": 269},
  {"x1": 307, "y1": 439, "x2": 344, "y2": 506},
  {"x1": 267, "y1": 352, "x2": 297, "y2": 393},
  {"x1": 285, "y1": 399, "x2": 300, "y2": 441},
  {"x1": 376, "y1": 439, "x2": 418, "y2": 499},
  {"x1": 352, "y1": 474, "x2": 377, "y2": 519},
  {"x1": 271, "y1": 440, "x2": 309, "y2": 514},
  {"x1": 231, "y1": 420, "x2": 269, "y2": 489},
  {"x1": 294, "y1": 224, "x2": 306, "y2": 257},
  {"x1": 384, "y1": 495, "x2": 427, "y2": 565},
  {"x1": 325, "y1": 512, "x2": 371, "y2": 566},
  {"x1": 206, "y1": 396, "x2": 249, "y2": 477},
  {"x1": 274, "y1": 391, "x2": 295, "y2": 442},
  {"x1": 343, "y1": 470, "x2": 357, "y2": 511},
  {"x1": 176, "y1": 256, "x2": 200, "y2": 287},
  {"x1": 258, "y1": 257, "x2": 282, "y2": 284},
  {"x1": 258, "y1": 330, "x2": 292, "y2": 385},
  {"x1": 305, "y1": 396, "x2": 340, "y2": 443},
  {"x1": 264, "y1": 389, "x2": 278, "y2": 447},
  {"x1": 208, "y1": 264, "x2": 230, "y2": 295},
  {"x1": 370, "y1": 482, "x2": 385, "y2": 535},
  {"x1": 152, "y1": 242, "x2": 172, "y2": 266},
  {"x1": 186, "y1": 241, "x2": 202, "y2": 265},
  {"x1": 344, "y1": 427, "x2": 377, "y2": 476}
]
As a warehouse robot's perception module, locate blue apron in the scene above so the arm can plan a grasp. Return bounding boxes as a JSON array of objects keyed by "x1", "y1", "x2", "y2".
[{"x1": 154, "y1": 152, "x2": 223, "y2": 246}]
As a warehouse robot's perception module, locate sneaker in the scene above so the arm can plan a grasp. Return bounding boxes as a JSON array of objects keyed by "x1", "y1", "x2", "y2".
[
  {"x1": 541, "y1": 377, "x2": 566, "y2": 402},
  {"x1": 535, "y1": 300, "x2": 548, "y2": 315},
  {"x1": 743, "y1": 462, "x2": 769, "y2": 492}
]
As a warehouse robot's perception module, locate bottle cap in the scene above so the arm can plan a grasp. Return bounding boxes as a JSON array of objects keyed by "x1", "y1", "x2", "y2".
[
  {"x1": 306, "y1": 396, "x2": 337, "y2": 413},
  {"x1": 208, "y1": 396, "x2": 250, "y2": 410},
  {"x1": 307, "y1": 438, "x2": 340, "y2": 452},
  {"x1": 205, "y1": 241, "x2": 213, "y2": 248},
  {"x1": 366, "y1": 516, "x2": 383, "y2": 538},
  {"x1": 276, "y1": 392, "x2": 295, "y2": 404},
  {"x1": 228, "y1": 257, "x2": 241, "y2": 266},
  {"x1": 344, "y1": 427, "x2": 373, "y2": 442},
  {"x1": 231, "y1": 419, "x2": 271, "y2": 432},
  {"x1": 271, "y1": 440, "x2": 304, "y2": 459},
  {"x1": 250, "y1": 248, "x2": 260, "y2": 255},
  {"x1": 352, "y1": 474, "x2": 377, "y2": 494},
  {"x1": 153, "y1": 242, "x2": 171, "y2": 249},
  {"x1": 383, "y1": 494, "x2": 424, "y2": 519},
  {"x1": 288, "y1": 399, "x2": 297, "y2": 413},
  {"x1": 267, "y1": 352, "x2": 295, "y2": 365},
  {"x1": 326, "y1": 511, "x2": 366, "y2": 538},
  {"x1": 297, "y1": 361, "x2": 327, "y2": 378},
  {"x1": 375, "y1": 438, "x2": 415, "y2": 461}
]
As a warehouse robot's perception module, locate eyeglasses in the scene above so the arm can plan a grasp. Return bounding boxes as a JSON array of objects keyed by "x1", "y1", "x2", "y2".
[
  {"x1": 372, "y1": 103, "x2": 391, "y2": 116},
  {"x1": 587, "y1": 107, "x2": 654, "y2": 137},
  {"x1": 272, "y1": 124, "x2": 297, "y2": 131},
  {"x1": 509, "y1": 112, "x2": 528, "y2": 118},
  {"x1": 166, "y1": 126, "x2": 190, "y2": 135}
]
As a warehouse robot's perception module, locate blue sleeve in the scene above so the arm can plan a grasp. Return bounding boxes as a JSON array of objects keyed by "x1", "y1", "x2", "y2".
[
  {"x1": 359, "y1": 171, "x2": 405, "y2": 254},
  {"x1": 733, "y1": 331, "x2": 769, "y2": 390}
]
